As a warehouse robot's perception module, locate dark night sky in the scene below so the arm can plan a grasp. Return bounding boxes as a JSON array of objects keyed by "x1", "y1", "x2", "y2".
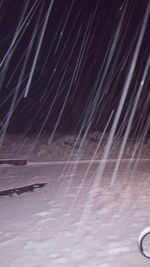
[{"x1": 0, "y1": 0, "x2": 149, "y2": 137}]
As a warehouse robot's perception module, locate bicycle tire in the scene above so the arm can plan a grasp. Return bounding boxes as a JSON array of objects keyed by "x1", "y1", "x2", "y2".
[{"x1": 138, "y1": 227, "x2": 150, "y2": 259}]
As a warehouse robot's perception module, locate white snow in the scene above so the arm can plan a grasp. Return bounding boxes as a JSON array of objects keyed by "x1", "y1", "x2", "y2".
[
  {"x1": 0, "y1": 142, "x2": 150, "y2": 267},
  {"x1": 0, "y1": 133, "x2": 149, "y2": 162}
]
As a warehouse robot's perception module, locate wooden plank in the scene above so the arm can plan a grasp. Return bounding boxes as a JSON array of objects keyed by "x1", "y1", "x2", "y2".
[
  {"x1": 0, "y1": 159, "x2": 27, "y2": 166},
  {"x1": 0, "y1": 183, "x2": 47, "y2": 197}
]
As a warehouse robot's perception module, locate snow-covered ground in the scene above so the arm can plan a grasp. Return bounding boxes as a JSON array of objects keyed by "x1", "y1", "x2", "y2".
[
  {"x1": 0, "y1": 133, "x2": 149, "y2": 161},
  {"x1": 0, "y1": 156, "x2": 150, "y2": 266}
]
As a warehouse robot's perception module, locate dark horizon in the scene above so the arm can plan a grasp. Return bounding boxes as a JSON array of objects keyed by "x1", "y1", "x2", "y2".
[{"x1": 0, "y1": 0, "x2": 149, "y2": 138}]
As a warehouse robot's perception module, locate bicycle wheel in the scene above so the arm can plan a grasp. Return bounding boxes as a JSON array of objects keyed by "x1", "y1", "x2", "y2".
[{"x1": 138, "y1": 227, "x2": 150, "y2": 259}]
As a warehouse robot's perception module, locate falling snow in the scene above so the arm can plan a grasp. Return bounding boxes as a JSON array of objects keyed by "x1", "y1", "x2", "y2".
[{"x1": 0, "y1": 0, "x2": 150, "y2": 266}]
